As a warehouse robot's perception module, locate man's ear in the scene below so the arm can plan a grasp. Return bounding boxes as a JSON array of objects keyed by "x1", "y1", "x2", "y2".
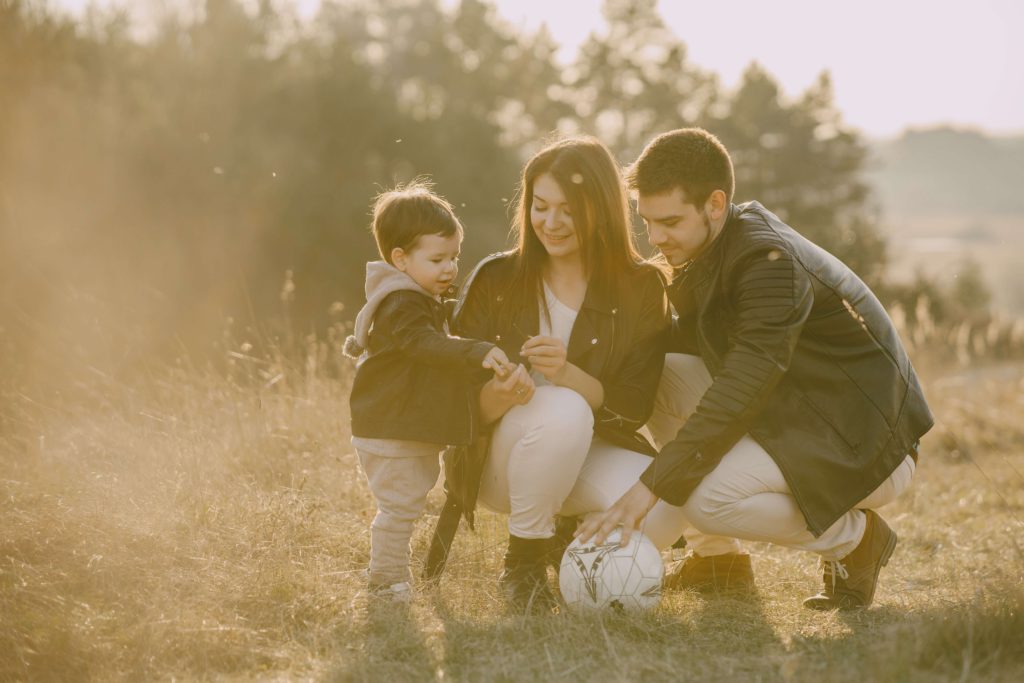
[
  {"x1": 391, "y1": 247, "x2": 408, "y2": 271},
  {"x1": 706, "y1": 189, "x2": 728, "y2": 221}
]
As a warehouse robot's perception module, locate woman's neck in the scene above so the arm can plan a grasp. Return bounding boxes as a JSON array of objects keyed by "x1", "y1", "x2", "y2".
[
  {"x1": 543, "y1": 253, "x2": 586, "y2": 284},
  {"x1": 542, "y1": 254, "x2": 587, "y2": 310}
]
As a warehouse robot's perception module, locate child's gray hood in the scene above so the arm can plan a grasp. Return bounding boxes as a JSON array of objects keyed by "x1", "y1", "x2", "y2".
[{"x1": 343, "y1": 261, "x2": 435, "y2": 359}]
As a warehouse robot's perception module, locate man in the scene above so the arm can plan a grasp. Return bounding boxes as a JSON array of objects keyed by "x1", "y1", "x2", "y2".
[{"x1": 577, "y1": 128, "x2": 933, "y2": 610}]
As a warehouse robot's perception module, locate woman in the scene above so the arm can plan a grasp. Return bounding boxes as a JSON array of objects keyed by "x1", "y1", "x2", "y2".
[{"x1": 451, "y1": 136, "x2": 688, "y2": 610}]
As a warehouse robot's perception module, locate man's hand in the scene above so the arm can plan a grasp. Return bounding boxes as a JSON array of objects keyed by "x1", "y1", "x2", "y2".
[{"x1": 575, "y1": 481, "x2": 660, "y2": 547}]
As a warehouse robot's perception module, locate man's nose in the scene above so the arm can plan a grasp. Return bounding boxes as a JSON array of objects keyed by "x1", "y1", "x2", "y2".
[{"x1": 647, "y1": 225, "x2": 664, "y2": 247}]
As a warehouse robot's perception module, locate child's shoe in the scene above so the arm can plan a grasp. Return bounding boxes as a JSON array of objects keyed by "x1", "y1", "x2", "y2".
[{"x1": 367, "y1": 580, "x2": 414, "y2": 602}]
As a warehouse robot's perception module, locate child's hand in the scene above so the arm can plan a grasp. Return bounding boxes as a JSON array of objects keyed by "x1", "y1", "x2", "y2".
[{"x1": 482, "y1": 346, "x2": 513, "y2": 379}]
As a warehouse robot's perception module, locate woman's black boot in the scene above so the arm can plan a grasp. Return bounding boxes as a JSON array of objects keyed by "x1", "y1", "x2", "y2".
[{"x1": 499, "y1": 535, "x2": 559, "y2": 614}]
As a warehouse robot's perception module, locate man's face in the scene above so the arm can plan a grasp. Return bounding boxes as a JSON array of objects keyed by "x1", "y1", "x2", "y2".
[{"x1": 637, "y1": 187, "x2": 712, "y2": 267}]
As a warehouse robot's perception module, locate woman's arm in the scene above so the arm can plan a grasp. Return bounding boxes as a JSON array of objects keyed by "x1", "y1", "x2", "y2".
[
  {"x1": 520, "y1": 336, "x2": 604, "y2": 409},
  {"x1": 453, "y1": 255, "x2": 531, "y2": 425}
]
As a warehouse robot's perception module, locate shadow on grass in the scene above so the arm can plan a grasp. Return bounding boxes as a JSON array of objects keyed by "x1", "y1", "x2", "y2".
[
  {"x1": 783, "y1": 588, "x2": 1024, "y2": 682},
  {"x1": 423, "y1": 580, "x2": 784, "y2": 682},
  {"x1": 326, "y1": 598, "x2": 438, "y2": 682}
]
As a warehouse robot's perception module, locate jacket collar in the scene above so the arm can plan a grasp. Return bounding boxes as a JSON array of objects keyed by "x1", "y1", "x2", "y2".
[{"x1": 578, "y1": 271, "x2": 617, "y2": 316}]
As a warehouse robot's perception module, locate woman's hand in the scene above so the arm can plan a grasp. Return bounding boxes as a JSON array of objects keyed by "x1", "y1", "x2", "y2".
[
  {"x1": 520, "y1": 335, "x2": 568, "y2": 384},
  {"x1": 494, "y1": 362, "x2": 535, "y2": 405},
  {"x1": 479, "y1": 362, "x2": 535, "y2": 424}
]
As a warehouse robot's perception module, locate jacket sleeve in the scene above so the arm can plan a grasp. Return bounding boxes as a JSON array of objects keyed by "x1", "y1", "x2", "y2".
[
  {"x1": 595, "y1": 269, "x2": 670, "y2": 431},
  {"x1": 380, "y1": 292, "x2": 494, "y2": 370},
  {"x1": 640, "y1": 245, "x2": 813, "y2": 505}
]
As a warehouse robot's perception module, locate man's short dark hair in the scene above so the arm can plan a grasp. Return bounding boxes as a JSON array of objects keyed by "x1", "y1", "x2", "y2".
[
  {"x1": 371, "y1": 180, "x2": 463, "y2": 264},
  {"x1": 626, "y1": 128, "x2": 735, "y2": 206}
]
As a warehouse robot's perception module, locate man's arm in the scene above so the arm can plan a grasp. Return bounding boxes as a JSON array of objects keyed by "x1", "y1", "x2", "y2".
[
  {"x1": 577, "y1": 244, "x2": 813, "y2": 543},
  {"x1": 640, "y1": 244, "x2": 813, "y2": 503}
]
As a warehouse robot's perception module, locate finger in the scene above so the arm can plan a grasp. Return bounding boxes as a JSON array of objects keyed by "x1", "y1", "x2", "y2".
[
  {"x1": 521, "y1": 345, "x2": 563, "y2": 359},
  {"x1": 593, "y1": 522, "x2": 614, "y2": 546},
  {"x1": 574, "y1": 516, "x2": 600, "y2": 544},
  {"x1": 520, "y1": 335, "x2": 552, "y2": 351},
  {"x1": 522, "y1": 358, "x2": 553, "y2": 371},
  {"x1": 617, "y1": 521, "x2": 635, "y2": 549}
]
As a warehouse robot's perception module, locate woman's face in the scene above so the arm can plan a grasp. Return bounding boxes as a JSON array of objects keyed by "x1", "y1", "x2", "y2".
[{"x1": 530, "y1": 172, "x2": 580, "y2": 261}]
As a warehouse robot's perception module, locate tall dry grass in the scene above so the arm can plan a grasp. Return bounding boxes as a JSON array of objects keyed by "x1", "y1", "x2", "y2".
[{"x1": 2, "y1": 331, "x2": 1023, "y2": 681}]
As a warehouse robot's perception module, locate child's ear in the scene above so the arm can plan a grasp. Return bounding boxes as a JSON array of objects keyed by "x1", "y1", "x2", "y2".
[{"x1": 391, "y1": 247, "x2": 408, "y2": 271}]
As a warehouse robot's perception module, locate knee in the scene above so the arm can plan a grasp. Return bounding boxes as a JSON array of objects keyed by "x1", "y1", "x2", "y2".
[
  {"x1": 682, "y1": 487, "x2": 734, "y2": 533},
  {"x1": 372, "y1": 507, "x2": 418, "y2": 531},
  {"x1": 663, "y1": 353, "x2": 706, "y2": 376},
  {"x1": 655, "y1": 354, "x2": 710, "y2": 414},
  {"x1": 527, "y1": 386, "x2": 593, "y2": 443}
]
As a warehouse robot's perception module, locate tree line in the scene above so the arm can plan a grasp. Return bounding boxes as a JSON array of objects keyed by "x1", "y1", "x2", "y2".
[{"x1": 0, "y1": 0, "x2": 990, "y2": 390}]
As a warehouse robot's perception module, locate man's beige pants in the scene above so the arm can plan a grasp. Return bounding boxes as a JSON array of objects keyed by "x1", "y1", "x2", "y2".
[{"x1": 478, "y1": 354, "x2": 913, "y2": 561}]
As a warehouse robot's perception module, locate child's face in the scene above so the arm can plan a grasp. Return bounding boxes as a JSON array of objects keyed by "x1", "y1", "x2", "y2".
[{"x1": 392, "y1": 233, "x2": 461, "y2": 297}]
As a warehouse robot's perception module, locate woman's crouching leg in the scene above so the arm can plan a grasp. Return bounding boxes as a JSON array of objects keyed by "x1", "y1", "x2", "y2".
[
  {"x1": 561, "y1": 439, "x2": 688, "y2": 550},
  {"x1": 480, "y1": 386, "x2": 594, "y2": 539}
]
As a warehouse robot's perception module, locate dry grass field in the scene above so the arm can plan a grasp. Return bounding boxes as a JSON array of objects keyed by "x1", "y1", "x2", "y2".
[{"x1": 2, "y1": 346, "x2": 1023, "y2": 682}]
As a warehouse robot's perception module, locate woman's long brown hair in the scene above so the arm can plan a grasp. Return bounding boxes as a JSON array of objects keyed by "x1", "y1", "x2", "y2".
[{"x1": 503, "y1": 136, "x2": 648, "y2": 328}]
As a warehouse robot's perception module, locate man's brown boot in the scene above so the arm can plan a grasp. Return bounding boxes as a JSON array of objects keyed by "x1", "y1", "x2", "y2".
[
  {"x1": 803, "y1": 509, "x2": 897, "y2": 611},
  {"x1": 663, "y1": 552, "x2": 755, "y2": 593}
]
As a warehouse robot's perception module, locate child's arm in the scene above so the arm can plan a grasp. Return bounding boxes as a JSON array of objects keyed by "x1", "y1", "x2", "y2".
[{"x1": 379, "y1": 291, "x2": 497, "y2": 371}]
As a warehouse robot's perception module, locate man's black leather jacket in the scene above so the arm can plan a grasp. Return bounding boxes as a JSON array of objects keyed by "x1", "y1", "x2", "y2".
[{"x1": 640, "y1": 202, "x2": 934, "y2": 536}]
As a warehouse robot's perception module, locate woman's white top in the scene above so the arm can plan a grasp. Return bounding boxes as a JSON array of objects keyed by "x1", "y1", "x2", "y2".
[{"x1": 532, "y1": 280, "x2": 580, "y2": 386}]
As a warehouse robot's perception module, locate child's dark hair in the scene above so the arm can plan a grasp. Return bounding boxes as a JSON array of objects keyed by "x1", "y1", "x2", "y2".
[{"x1": 372, "y1": 179, "x2": 463, "y2": 264}]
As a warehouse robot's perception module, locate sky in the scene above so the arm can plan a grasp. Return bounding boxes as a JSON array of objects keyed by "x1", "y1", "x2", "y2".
[{"x1": 52, "y1": 0, "x2": 1024, "y2": 138}]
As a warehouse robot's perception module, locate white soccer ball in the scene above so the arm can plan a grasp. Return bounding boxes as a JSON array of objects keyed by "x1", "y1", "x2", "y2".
[{"x1": 559, "y1": 529, "x2": 663, "y2": 612}]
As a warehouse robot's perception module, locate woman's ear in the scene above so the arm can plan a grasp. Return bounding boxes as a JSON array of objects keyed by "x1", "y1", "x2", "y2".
[
  {"x1": 706, "y1": 189, "x2": 728, "y2": 221},
  {"x1": 391, "y1": 247, "x2": 408, "y2": 272}
]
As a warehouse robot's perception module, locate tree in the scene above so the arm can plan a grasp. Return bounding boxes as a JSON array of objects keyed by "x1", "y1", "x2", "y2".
[
  {"x1": 566, "y1": 0, "x2": 715, "y2": 159},
  {"x1": 703, "y1": 65, "x2": 888, "y2": 285}
]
